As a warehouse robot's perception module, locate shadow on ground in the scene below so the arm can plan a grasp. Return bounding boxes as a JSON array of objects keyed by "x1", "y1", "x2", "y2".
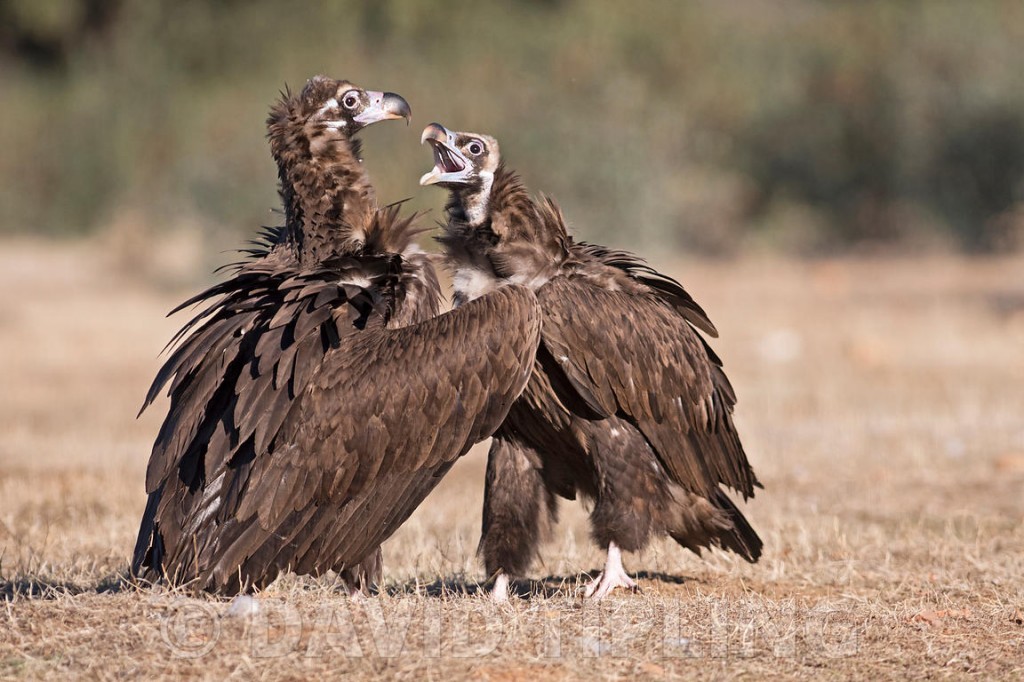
[
  {"x1": 2, "y1": 569, "x2": 699, "y2": 602},
  {"x1": 1, "y1": 573, "x2": 129, "y2": 601},
  {"x1": 387, "y1": 570, "x2": 700, "y2": 599}
]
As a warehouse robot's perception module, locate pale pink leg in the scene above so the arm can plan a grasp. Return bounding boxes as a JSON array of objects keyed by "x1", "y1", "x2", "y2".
[
  {"x1": 584, "y1": 542, "x2": 638, "y2": 600},
  {"x1": 490, "y1": 572, "x2": 510, "y2": 603}
]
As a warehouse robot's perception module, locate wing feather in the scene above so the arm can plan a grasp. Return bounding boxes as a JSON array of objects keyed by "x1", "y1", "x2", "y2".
[
  {"x1": 571, "y1": 241, "x2": 719, "y2": 337},
  {"x1": 285, "y1": 284, "x2": 540, "y2": 492},
  {"x1": 536, "y1": 277, "x2": 758, "y2": 498}
]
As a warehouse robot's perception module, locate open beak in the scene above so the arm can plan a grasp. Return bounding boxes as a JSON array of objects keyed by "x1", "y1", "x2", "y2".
[
  {"x1": 353, "y1": 91, "x2": 412, "y2": 126},
  {"x1": 420, "y1": 122, "x2": 472, "y2": 186}
]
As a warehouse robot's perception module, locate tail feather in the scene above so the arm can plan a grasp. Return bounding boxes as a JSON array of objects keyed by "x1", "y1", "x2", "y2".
[
  {"x1": 711, "y1": 489, "x2": 763, "y2": 563},
  {"x1": 667, "y1": 487, "x2": 762, "y2": 563}
]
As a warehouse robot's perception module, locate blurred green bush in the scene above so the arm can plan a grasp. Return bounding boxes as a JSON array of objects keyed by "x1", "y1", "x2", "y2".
[{"x1": 1, "y1": 0, "x2": 1022, "y2": 254}]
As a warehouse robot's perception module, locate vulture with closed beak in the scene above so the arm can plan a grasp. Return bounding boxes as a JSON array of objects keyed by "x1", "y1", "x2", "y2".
[
  {"x1": 130, "y1": 79, "x2": 541, "y2": 596},
  {"x1": 421, "y1": 123, "x2": 762, "y2": 601}
]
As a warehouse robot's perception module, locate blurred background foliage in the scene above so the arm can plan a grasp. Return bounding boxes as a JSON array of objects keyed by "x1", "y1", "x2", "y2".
[{"x1": 1, "y1": 0, "x2": 1023, "y2": 256}]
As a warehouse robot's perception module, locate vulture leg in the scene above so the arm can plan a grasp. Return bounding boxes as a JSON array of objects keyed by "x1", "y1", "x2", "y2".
[
  {"x1": 584, "y1": 541, "x2": 638, "y2": 600},
  {"x1": 490, "y1": 572, "x2": 511, "y2": 604},
  {"x1": 479, "y1": 435, "x2": 558, "y2": 603},
  {"x1": 583, "y1": 425, "x2": 658, "y2": 600}
]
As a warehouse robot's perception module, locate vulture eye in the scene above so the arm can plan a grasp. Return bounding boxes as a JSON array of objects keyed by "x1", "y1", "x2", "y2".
[
  {"x1": 467, "y1": 141, "x2": 484, "y2": 156},
  {"x1": 341, "y1": 91, "x2": 360, "y2": 110}
]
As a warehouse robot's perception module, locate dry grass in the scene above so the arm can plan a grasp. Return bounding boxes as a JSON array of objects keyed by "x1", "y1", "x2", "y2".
[{"x1": 1, "y1": 238, "x2": 1023, "y2": 680}]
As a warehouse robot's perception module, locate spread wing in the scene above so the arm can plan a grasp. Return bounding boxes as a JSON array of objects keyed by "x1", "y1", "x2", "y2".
[
  {"x1": 132, "y1": 252, "x2": 392, "y2": 585},
  {"x1": 137, "y1": 253, "x2": 388, "y2": 498},
  {"x1": 536, "y1": 276, "x2": 759, "y2": 500},
  {"x1": 135, "y1": 281, "x2": 540, "y2": 592}
]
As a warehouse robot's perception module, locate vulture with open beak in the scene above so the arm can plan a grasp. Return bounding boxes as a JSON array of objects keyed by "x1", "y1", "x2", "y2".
[
  {"x1": 130, "y1": 79, "x2": 541, "y2": 596},
  {"x1": 421, "y1": 123, "x2": 762, "y2": 601}
]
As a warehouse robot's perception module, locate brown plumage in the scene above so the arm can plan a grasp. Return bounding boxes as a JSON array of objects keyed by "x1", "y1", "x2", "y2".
[
  {"x1": 131, "y1": 80, "x2": 542, "y2": 595},
  {"x1": 421, "y1": 124, "x2": 762, "y2": 600}
]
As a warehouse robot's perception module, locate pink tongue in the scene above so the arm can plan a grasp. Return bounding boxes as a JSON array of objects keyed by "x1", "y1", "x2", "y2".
[{"x1": 430, "y1": 142, "x2": 464, "y2": 173}]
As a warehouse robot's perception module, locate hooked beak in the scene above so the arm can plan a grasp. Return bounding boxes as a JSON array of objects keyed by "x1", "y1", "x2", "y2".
[
  {"x1": 353, "y1": 91, "x2": 412, "y2": 126},
  {"x1": 420, "y1": 122, "x2": 472, "y2": 186}
]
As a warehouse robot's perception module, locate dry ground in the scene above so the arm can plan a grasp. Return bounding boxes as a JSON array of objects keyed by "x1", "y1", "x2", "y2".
[{"x1": 1, "y1": 238, "x2": 1023, "y2": 680}]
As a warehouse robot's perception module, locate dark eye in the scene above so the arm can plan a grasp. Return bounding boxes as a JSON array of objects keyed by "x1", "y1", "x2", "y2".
[
  {"x1": 467, "y1": 141, "x2": 484, "y2": 156},
  {"x1": 342, "y1": 91, "x2": 360, "y2": 109}
]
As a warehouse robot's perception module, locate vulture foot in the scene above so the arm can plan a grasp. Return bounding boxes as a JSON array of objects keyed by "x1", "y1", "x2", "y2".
[
  {"x1": 584, "y1": 542, "x2": 638, "y2": 600},
  {"x1": 490, "y1": 573, "x2": 510, "y2": 603}
]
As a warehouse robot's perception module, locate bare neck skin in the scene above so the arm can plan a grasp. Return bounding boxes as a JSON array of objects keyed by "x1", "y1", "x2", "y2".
[{"x1": 455, "y1": 172, "x2": 495, "y2": 228}]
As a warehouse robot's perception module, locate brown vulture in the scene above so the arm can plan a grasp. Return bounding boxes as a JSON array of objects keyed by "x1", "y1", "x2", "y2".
[
  {"x1": 130, "y1": 79, "x2": 542, "y2": 596},
  {"x1": 420, "y1": 123, "x2": 762, "y2": 601}
]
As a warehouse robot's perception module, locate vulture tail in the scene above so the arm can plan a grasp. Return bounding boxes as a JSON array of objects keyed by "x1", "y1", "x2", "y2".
[
  {"x1": 667, "y1": 488, "x2": 762, "y2": 564},
  {"x1": 709, "y1": 489, "x2": 762, "y2": 563}
]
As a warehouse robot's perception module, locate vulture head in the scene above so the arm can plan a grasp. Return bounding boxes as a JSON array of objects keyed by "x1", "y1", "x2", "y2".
[
  {"x1": 420, "y1": 123, "x2": 502, "y2": 225},
  {"x1": 303, "y1": 76, "x2": 410, "y2": 130},
  {"x1": 420, "y1": 123, "x2": 499, "y2": 187},
  {"x1": 268, "y1": 75, "x2": 411, "y2": 160},
  {"x1": 423, "y1": 123, "x2": 568, "y2": 297}
]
